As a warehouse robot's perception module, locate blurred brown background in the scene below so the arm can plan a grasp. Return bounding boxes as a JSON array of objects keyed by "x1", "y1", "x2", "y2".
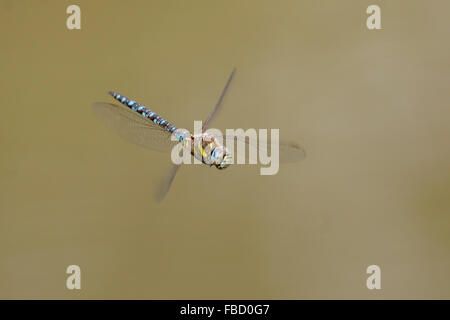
[{"x1": 1, "y1": 0, "x2": 449, "y2": 299}]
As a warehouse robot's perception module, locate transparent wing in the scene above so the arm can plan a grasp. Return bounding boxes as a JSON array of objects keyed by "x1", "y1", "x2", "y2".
[
  {"x1": 202, "y1": 68, "x2": 236, "y2": 131},
  {"x1": 92, "y1": 102, "x2": 177, "y2": 153},
  {"x1": 212, "y1": 134, "x2": 306, "y2": 163},
  {"x1": 154, "y1": 68, "x2": 237, "y2": 202},
  {"x1": 154, "y1": 164, "x2": 180, "y2": 202}
]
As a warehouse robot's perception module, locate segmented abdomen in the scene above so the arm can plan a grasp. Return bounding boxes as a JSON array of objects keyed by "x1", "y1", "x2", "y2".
[{"x1": 109, "y1": 91, "x2": 177, "y2": 133}]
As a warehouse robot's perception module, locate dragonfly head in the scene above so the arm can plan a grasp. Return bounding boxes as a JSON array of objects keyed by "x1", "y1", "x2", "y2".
[{"x1": 211, "y1": 145, "x2": 233, "y2": 170}]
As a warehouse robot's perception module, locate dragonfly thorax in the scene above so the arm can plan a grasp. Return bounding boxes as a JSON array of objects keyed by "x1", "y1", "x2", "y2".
[{"x1": 191, "y1": 133, "x2": 233, "y2": 169}]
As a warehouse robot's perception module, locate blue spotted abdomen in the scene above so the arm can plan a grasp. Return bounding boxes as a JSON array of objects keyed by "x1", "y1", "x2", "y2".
[{"x1": 109, "y1": 91, "x2": 176, "y2": 133}]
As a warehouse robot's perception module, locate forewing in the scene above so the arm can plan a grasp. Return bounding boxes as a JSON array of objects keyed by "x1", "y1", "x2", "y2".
[
  {"x1": 215, "y1": 134, "x2": 306, "y2": 163},
  {"x1": 202, "y1": 68, "x2": 236, "y2": 131}
]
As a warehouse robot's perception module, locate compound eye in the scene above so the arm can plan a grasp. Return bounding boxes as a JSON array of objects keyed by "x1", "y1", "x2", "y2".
[{"x1": 211, "y1": 147, "x2": 224, "y2": 163}]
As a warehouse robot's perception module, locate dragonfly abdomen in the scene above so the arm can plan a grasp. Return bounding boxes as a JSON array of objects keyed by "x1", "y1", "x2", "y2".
[{"x1": 108, "y1": 91, "x2": 176, "y2": 133}]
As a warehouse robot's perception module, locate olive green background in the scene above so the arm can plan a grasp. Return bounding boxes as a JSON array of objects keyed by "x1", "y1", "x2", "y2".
[{"x1": 1, "y1": 0, "x2": 449, "y2": 299}]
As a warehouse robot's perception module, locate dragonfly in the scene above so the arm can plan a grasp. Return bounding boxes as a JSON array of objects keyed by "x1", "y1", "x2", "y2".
[{"x1": 92, "y1": 68, "x2": 305, "y2": 201}]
